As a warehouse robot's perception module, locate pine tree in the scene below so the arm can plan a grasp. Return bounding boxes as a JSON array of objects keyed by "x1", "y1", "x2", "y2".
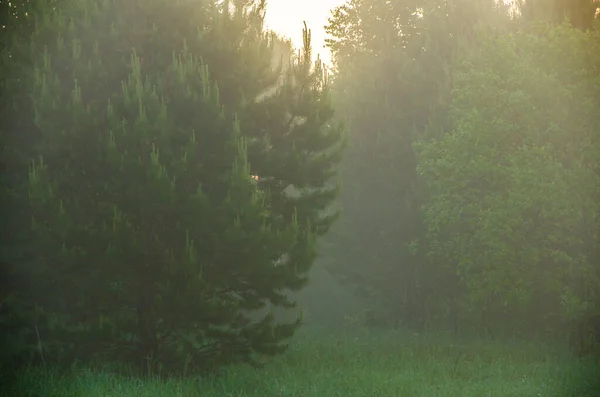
[{"x1": 3, "y1": 0, "x2": 344, "y2": 373}]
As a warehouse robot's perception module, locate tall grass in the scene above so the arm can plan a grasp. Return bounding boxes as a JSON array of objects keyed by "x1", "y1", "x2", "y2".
[{"x1": 4, "y1": 326, "x2": 599, "y2": 396}]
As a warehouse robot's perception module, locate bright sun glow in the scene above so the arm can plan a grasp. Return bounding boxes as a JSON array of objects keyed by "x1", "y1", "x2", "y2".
[
  {"x1": 263, "y1": 0, "x2": 346, "y2": 66},
  {"x1": 263, "y1": 1, "x2": 521, "y2": 67}
]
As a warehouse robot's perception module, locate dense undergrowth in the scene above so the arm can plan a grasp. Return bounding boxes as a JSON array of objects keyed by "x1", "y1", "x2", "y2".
[{"x1": 3, "y1": 327, "x2": 599, "y2": 397}]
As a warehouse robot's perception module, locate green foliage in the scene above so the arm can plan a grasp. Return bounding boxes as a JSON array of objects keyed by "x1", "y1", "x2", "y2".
[
  {"x1": 324, "y1": 0, "x2": 514, "y2": 329},
  {"x1": 2, "y1": 0, "x2": 344, "y2": 373},
  {"x1": 324, "y1": 0, "x2": 600, "y2": 356},
  {"x1": 415, "y1": 22, "x2": 600, "y2": 343}
]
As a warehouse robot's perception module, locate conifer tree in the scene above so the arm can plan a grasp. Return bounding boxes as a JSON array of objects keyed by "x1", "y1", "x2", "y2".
[{"x1": 2, "y1": 0, "x2": 344, "y2": 372}]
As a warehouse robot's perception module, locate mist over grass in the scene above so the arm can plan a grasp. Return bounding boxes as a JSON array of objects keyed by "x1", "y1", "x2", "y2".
[{"x1": 5, "y1": 326, "x2": 599, "y2": 397}]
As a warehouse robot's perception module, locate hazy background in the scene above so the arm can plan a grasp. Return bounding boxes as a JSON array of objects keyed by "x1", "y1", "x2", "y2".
[{"x1": 264, "y1": 0, "x2": 346, "y2": 65}]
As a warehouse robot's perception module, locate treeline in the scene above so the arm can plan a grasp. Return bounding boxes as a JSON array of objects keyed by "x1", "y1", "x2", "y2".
[
  {"x1": 0, "y1": 0, "x2": 599, "y2": 378},
  {"x1": 324, "y1": 0, "x2": 600, "y2": 356}
]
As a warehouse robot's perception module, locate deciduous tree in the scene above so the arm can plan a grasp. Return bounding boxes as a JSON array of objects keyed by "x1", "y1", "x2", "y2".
[{"x1": 415, "y1": 22, "x2": 600, "y2": 349}]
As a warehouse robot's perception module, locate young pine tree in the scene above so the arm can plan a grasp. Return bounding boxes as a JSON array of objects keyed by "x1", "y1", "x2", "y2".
[{"x1": 5, "y1": 0, "x2": 344, "y2": 373}]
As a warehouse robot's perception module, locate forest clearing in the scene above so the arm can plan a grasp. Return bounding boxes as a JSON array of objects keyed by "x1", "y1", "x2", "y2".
[
  {"x1": 2, "y1": 0, "x2": 600, "y2": 395},
  {"x1": 7, "y1": 327, "x2": 599, "y2": 397}
]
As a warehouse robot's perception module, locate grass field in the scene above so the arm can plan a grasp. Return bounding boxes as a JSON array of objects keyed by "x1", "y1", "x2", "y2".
[{"x1": 5, "y1": 327, "x2": 600, "y2": 397}]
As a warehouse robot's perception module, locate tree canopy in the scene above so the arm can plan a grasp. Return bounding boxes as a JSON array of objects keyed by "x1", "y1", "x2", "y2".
[
  {"x1": 325, "y1": 0, "x2": 600, "y2": 355},
  {"x1": 415, "y1": 21, "x2": 600, "y2": 340}
]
